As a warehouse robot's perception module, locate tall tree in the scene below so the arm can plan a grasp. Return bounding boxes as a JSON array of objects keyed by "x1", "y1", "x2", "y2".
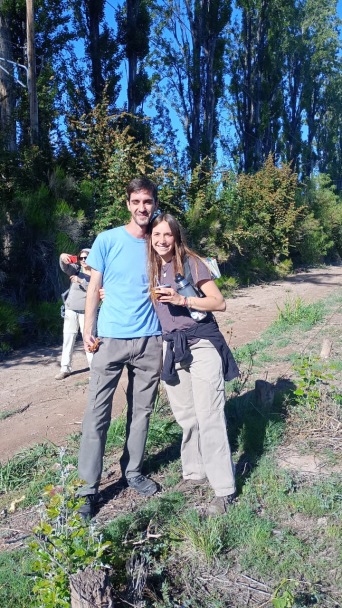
[
  {"x1": 83, "y1": 0, "x2": 105, "y2": 102},
  {"x1": 26, "y1": 0, "x2": 38, "y2": 144},
  {"x1": 229, "y1": 0, "x2": 285, "y2": 173},
  {"x1": 0, "y1": 0, "x2": 16, "y2": 150},
  {"x1": 121, "y1": 0, "x2": 151, "y2": 115},
  {"x1": 73, "y1": 0, "x2": 122, "y2": 107},
  {"x1": 229, "y1": 0, "x2": 341, "y2": 176},
  {"x1": 149, "y1": 0, "x2": 231, "y2": 169},
  {"x1": 300, "y1": 0, "x2": 341, "y2": 177}
]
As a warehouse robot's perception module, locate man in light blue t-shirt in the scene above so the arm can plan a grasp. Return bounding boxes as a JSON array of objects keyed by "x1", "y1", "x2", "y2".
[{"x1": 77, "y1": 177, "x2": 162, "y2": 520}]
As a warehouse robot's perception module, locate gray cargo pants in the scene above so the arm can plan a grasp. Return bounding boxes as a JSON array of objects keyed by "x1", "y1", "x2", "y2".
[{"x1": 78, "y1": 335, "x2": 162, "y2": 496}]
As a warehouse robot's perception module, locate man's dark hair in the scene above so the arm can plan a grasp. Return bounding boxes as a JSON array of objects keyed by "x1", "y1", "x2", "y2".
[{"x1": 127, "y1": 177, "x2": 158, "y2": 203}]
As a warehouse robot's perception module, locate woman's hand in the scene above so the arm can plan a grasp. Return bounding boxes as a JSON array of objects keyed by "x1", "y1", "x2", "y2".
[
  {"x1": 99, "y1": 287, "x2": 105, "y2": 301},
  {"x1": 70, "y1": 275, "x2": 81, "y2": 284},
  {"x1": 155, "y1": 287, "x2": 184, "y2": 306},
  {"x1": 61, "y1": 253, "x2": 72, "y2": 264}
]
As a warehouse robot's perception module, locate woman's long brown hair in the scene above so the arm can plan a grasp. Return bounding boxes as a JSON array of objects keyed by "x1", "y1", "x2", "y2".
[{"x1": 147, "y1": 213, "x2": 200, "y2": 303}]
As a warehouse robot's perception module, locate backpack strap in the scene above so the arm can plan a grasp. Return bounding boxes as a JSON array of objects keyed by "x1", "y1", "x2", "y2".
[
  {"x1": 183, "y1": 255, "x2": 214, "y2": 322},
  {"x1": 183, "y1": 255, "x2": 205, "y2": 298}
]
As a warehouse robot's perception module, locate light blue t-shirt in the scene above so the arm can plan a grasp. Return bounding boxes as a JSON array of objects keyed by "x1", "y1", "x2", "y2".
[{"x1": 87, "y1": 226, "x2": 161, "y2": 338}]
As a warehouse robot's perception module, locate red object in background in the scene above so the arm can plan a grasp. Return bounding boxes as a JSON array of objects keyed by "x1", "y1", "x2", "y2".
[{"x1": 69, "y1": 255, "x2": 78, "y2": 263}]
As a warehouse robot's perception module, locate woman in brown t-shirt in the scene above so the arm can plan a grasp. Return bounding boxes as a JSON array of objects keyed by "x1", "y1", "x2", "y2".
[{"x1": 148, "y1": 213, "x2": 238, "y2": 516}]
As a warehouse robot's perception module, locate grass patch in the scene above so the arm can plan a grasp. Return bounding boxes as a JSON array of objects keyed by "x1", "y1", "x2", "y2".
[
  {"x1": 0, "y1": 408, "x2": 21, "y2": 421},
  {"x1": 105, "y1": 395, "x2": 182, "y2": 455},
  {"x1": 233, "y1": 338, "x2": 272, "y2": 365},
  {"x1": 74, "y1": 379, "x2": 89, "y2": 386},
  {"x1": 0, "y1": 442, "x2": 78, "y2": 510},
  {"x1": 0, "y1": 550, "x2": 35, "y2": 607},
  {"x1": 171, "y1": 510, "x2": 228, "y2": 562},
  {"x1": 273, "y1": 295, "x2": 324, "y2": 332}
]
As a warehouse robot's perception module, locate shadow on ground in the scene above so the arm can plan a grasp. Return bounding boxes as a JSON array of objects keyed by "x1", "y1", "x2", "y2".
[{"x1": 226, "y1": 377, "x2": 296, "y2": 493}]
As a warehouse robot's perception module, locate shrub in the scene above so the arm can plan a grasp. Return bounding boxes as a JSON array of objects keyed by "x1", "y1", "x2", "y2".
[
  {"x1": 0, "y1": 300, "x2": 22, "y2": 344},
  {"x1": 223, "y1": 155, "x2": 303, "y2": 263},
  {"x1": 294, "y1": 213, "x2": 333, "y2": 264},
  {"x1": 215, "y1": 275, "x2": 239, "y2": 296},
  {"x1": 26, "y1": 301, "x2": 63, "y2": 341}
]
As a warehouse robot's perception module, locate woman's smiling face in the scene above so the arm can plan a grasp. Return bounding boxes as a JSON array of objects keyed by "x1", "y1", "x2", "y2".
[{"x1": 151, "y1": 221, "x2": 175, "y2": 262}]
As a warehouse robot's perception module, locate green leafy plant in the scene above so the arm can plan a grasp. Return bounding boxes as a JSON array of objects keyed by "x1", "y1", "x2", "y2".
[
  {"x1": 29, "y1": 448, "x2": 111, "y2": 608},
  {"x1": 272, "y1": 580, "x2": 295, "y2": 607},
  {"x1": 292, "y1": 356, "x2": 332, "y2": 410}
]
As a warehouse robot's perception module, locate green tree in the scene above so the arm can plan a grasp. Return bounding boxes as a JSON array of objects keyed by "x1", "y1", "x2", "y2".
[
  {"x1": 149, "y1": 0, "x2": 232, "y2": 169},
  {"x1": 226, "y1": 155, "x2": 303, "y2": 262},
  {"x1": 229, "y1": 0, "x2": 287, "y2": 173},
  {"x1": 117, "y1": 0, "x2": 152, "y2": 115},
  {"x1": 72, "y1": 0, "x2": 122, "y2": 106}
]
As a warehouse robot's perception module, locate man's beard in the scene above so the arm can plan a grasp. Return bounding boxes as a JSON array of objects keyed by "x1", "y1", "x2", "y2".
[{"x1": 133, "y1": 213, "x2": 151, "y2": 227}]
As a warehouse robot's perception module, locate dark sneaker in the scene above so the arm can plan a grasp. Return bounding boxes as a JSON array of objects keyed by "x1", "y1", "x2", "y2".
[
  {"x1": 77, "y1": 493, "x2": 98, "y2": 522},
  {"x1": 173, "y1": 478, "x2": 207, "y2": 492},
  {"x1": 126, "y1": 474, "x2": 158, "y2": 497},
  {"x1": 207, "y1": 492, "x2": 237, "y2": 516}
]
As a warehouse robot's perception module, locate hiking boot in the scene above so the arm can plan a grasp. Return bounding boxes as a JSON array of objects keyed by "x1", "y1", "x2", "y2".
[
  {"x1": 77, "y1": 494, "x2": 98, "y2": 522},
  {"x1": 207, "y1": 493, "x2": 237, "y2": 516},
  {"x1": 173, "y1": 478, "x2": 207, "y2": 492},
  {"x1": 126, "y1": 474, "x2": 158, "y2": 497},
  {"x1": 55, "y1": 371, "x2": 71, "y2": 380}
]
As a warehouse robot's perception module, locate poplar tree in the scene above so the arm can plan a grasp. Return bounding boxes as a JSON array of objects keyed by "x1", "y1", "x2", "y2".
[{"x1": 149, "y1": 0, "x2": 232, "y2": 169}]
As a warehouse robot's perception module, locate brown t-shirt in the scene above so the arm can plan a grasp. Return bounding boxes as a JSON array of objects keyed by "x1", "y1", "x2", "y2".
[{"x1": 154, "y1": 256, "x2": 212, "y2": 337}]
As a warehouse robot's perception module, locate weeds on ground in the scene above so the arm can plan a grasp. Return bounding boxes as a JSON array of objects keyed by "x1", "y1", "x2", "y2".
[
  {"x1": 0, "y1": 550, "x2": 35, "y2": 607},
  {"x1": 274, "y1": 296, "x2": 324, "y2": 333},
  {"x1": 171, "y1": 510, "x2": 227, "y2": 563},
  {"x1": 0, "y1": 408, "x2": 21, "y2": 421},
  {"x1": 285, "y1": 356, "x2": 342, "y2": 459},
  {"x1": 0, "y1": 442, "x2": 78, "y2": 509}
]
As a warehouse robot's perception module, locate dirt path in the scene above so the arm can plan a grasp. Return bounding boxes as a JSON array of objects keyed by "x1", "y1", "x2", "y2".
[{"x1": 1, "y1": 265, "x2": 341, "y2": 463}]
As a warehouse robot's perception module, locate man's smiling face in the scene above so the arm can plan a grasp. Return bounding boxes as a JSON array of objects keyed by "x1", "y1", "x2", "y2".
[{"x1": 126, "y1": 189, "x2": 158, "y2": 227}]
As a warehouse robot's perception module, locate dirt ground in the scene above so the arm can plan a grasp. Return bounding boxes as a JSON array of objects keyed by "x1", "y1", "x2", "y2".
[{"x1": 1, "y1": 265, "x2": 342, "y2": 464}]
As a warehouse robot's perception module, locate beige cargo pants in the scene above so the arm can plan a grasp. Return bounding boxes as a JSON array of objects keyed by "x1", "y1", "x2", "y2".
[{"x1": 163, "y1": 339, "x2": 236, "y2": 497}]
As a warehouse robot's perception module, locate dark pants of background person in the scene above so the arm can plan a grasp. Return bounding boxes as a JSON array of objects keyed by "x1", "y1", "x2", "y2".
[{"x1": 78, "y1": 335, "x2": 162, "y2": 496}]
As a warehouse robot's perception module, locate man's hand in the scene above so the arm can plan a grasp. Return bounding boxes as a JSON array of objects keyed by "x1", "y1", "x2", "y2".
[{"x1": 84, "y1": 333, "x2": 97, "y2": 353}]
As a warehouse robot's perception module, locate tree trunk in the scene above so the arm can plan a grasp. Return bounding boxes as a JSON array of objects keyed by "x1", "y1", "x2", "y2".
[
  {"x1": 127, "y1": 0, "x2": 139, "y2": 115},
  {"x1": 185, "y1": 0, "x2": 202, "y2": 169},
  {"x1": 70, "y1": 567, "x2": 114, "y2": 608},
  {"x1": 84, "y1": 0, "x2": 105, "y2": 103},
  {"x1": 243, "y1": 7, "x2": 253, "y2": 172},
  {"x1": 0, "y1": 0, "x2": 16, "y2": 150},
  {"x1": 253, "y1": 0, "x2": 266, "y2": 171},
  {"x1": 26, "y1": 0, "x2": 38, "y2": 145}
]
